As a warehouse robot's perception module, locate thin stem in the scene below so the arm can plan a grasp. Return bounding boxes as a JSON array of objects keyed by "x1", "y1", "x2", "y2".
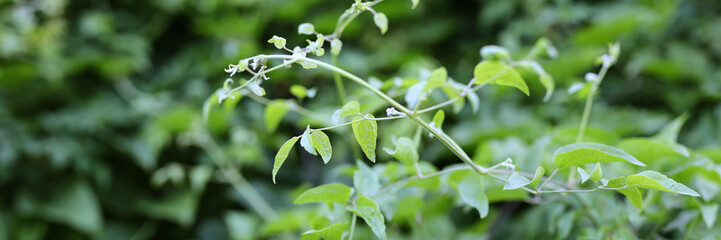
[
  {"x1": 332, "y1": 55, "x2": 347, "y2": 103},
  {"x1": 538, "y1": 168, "x2": 559, "y2": 192},
  {"x1": 348, "y1": 214, "x2": 357, "y2": 240},
  {"x1": 314, "y1": 115, "x2": 403, "y2": 131}
]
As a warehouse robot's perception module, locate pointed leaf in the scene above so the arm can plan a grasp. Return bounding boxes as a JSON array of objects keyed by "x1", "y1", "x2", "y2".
[
  {"x1": 423, "y1": 67, "x2": 447, "y2": 92},
  {"x1": 529, "y1": 167, "x2": 545, "y2": 188},
  {"x1": 503, "y1": 172, "x2": 531, "y2": 190},
  {"x1": 352, "y1": 114, "x2": 378, "y2": 162},
  {"x1": 265, "y1": 100, "x2": 289, "y2": 132},
  {"x1": 590, "y1": 163, "x2": 603, "y2": 183},
  {"x1": 347, "y1": 196, "x2": 386, "y2": 240},
  {"x1": 294, "y1": 183, "x2": 351, "y2": 204},
  {"x1": 383, "y1": 137, "x2": 418, "y2": 167},
  {"x1": 273, "y1": 136, "x2": 300, "y2": 184},
  {"x1": 700, "y1": 203, "x2": 719, "y2": 229},
  {"x1": 457, "y1": 177, "x2": 489, "y2": 218},
  {"x1": 373, "y1": 13, "x2": 388, "y2": 34},
  {"x1": 553, "y1": 142, "x2": 645, "y2": 169},
  {"x1": 300, "y1": 126, "x2": 317, "y2": 155},
  {"x1": 652, "y1": 114, "x2": 690, "y2": 157},
  {"x1": 577, "y1": 168, "x2": 590, "y2": 184},
  {"x1": 310, "y1": 130, "x2": 332, "y2": 163},
  {"x1": 626, "y1": 171, "x2": 700, "y2": 196},
  {"x1": 473, "y1": 60, "x2": 529, "y2": 96},
  {"x1": 340, "y1": 101, "x2": 360, "y2": 118}
]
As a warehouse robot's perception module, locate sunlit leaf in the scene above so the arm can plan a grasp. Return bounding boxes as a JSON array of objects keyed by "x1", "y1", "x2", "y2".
[
  {"x1": 553, "y1": 142, "x2": 645, "y2": 168},
  {"x1": 626, "y1": 171, "x2": 699, "y2": 196},
  {"x1": 310, "y1": 130, "x2": 332, "y2": 163},
  {"x1": 590, "y1": 163, "x2": 602, "y2": 183},
  {"x1": 352, "y1": 114, "x2": 378, "y2": 162},
  {"x1": 373, "y1": 13, "x2": 388, "y2": 34},
  {"x1": 300, "y1": 126, "x2": 317, "y2": 155},
  {"x1": 577, "y1": 168, "x2": 590, "y2": 184},
  {"x1": 529, "y1": 166, "x2": 545, "y2": 188},
  {"x1": 473, "y1": 60, "x2": 529, "y2": 96},
  {"x1": 294, "y1": 183, "x2": 352, "y2": 204},
  {"x1": 340, "y1": 101, "x2": 360, "y2": 118}
]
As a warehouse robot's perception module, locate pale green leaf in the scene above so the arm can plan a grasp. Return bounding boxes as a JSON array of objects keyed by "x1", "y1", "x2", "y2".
[
  {"x1": 553, "y1": 142, "x2": 645, "y2": 169},
  {"x1": 577, "y1": 168, "x2": 590, "y2": 183},
  {"x1": 267, "y1": 35, "x2": 286, "y2": 49},
  {"x1": 301, "y1": 222, "x2": 347, "y2": 240},
  {"x1": 457, "y1": 177, "x2": 489, "y2": 218},
  {"x1": 294, "y1": 183, "x2": 351, "y2": 204},
  {"x1": 352, "y1": 114, "x2": 378, "y2": 162},
  {"x1": 300, "y1": 126, "x2": 317, "y2": 155},
  {"x1": 383, "y1": 137, "x2": 418, "y2": 167},
  {"x1": 473, "y1": 60, "x2": 529, "y2": 96},
  {"x1": 340, "y1": 101, "x2": 360, "y2": 118},
  {"x1": 265, "y1": 100, "x2": 289, "y2": 132},
  {"x1": 503, "y1": 172, "x2": 531, "y2": 190},
  {"x1": 423, "y1": 67, "x2": 447, "y2": 92},
  {"x1": 590, "y1": 163, "x2": 602, "y2": 183},
  {"x1": 410, "y1": 0, "x2": 419, "y2": 9},
  {"x1": 310, "y1": 130, "x2": 332, "y2": 163},
  {"x1": 298, "y1": 23, "x2": 315, "y2": 35},
  {"x1": 290, "y1": 85, "x2": 307, "y2": 100},
  {"x1": 626, "y1": 171, "x2": 700, "y2": 196},
  {"x1": 202, "y1": 92, "x2": 218, "y2": 124},
  {"x1": 373, "y1": 13, "x2": 388, "y2": 34},
  {"x1": 273, "y1": 136, "x2": 299, "y2": 184},
  {"x1": 700, "y1": 203, "x2": 719, "y2": 229},
  {"x1": 347, "y1": 196, "x2": 386, "y2": 240},
  {"x1": 432, "y1": 110, "x2": 445, "y2": 129},
  {"x1": 330, "y1": 39, "x2": 342, "y2": 56},
  {"x1": 354, "y1": 161, "x2": 380, "y2": 196},
  {"x1": 529, "y1": 166, "x2": 545, "y2": 188}
]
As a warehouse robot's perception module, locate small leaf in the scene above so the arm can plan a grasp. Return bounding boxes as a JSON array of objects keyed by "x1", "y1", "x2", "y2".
[
  {"x1": 626, "y1": 171, "x2": 700, "y2": 196},
  {"x1": 354, "y1": 161, "x2": 380, "y2": 196},
  {"x1": 302, "y1": 221, "x2": 347, "y2": 240},
  {"x1": 352, "y1": 114, "x2": 378, "y2": 162},
  {"x1": 310, "y1": 130, "x2": 332, "y2": 163},
  {"x1": 700, "y1": 203, "x2": 719, "y2": 229},
  {"x1": 300, "y1": 126, "x2": 317, "y2": 155},
  {"x1": 267, "y1": 35, "x2": 287, "y2": 49},
  {"x1": 290, "y1": 85, "x2": 307, "y2": 100},
  {"x1": 503, "y1": 172, "x2": 531, "y2": 190},
  {"x1": 410, "y1": 0, "x2": 419, "y2": 9},
  {"x1": 590, "y1": 163, "x2": 602, "y2": 183},
  {"x1": 330, "y1": 39, "x2": 343, "y2": 56},
  {"x1": 553, "y1": 142, "x2": 645, "y2": 169},
  {"x1": 340, "y1": 101, "x2": 360, "y2": 118},
  {"x1": 347, "y1": 196, "x2": 386, "y2": 240},
  {"x1": 423, "y1": 67, "x2": 447, "y2": 92},
  {"x1": 298, "y1": 23, "x2": 315, "y2": 35},
  {"x1": 457, "y1": 177, "x2": 489, "y2": 218},
  {"x1": 606, "y1": 177, "x2": 644, "y2": 209},
  {"x1": 373, "y1": 13, "x2": 388, "y2": 34},
  {"x1": 383, "y1": 137, "x2": 418, "y2": 167},
  {"x1": 529, "y1": 167, "x2": 545, "y2": 188},
  {"x1": 479, "y1": 45, "x2": 511, "y2": 61},
  {"x1": 432, "y1": 110, "x2": 445, "y2": 129},
  {"x1": 473, "y1": 60, "x2": 529, "y2": 96},
  {"x1": 294, "y1": 183, "x2": 351, "y2": 204},
  {"x1": 577, "y1": 168, "x2": 590, "y2": 184},
  {"x1": 273, "y1": 137, "x2": 300, "y2": 184},
  {"x1": 265, "y1": 100, "x2": 289, "y2": 132}
]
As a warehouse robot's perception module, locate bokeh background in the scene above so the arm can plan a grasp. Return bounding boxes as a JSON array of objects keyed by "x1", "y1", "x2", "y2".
[{"x1": 1, "y1": 0, "x2": 720, "y2": 239}]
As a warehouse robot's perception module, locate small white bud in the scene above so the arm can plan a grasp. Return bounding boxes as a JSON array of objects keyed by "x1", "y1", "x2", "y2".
[{"x1": 584, "y1": 72, "x2": 598, "y2": 82}]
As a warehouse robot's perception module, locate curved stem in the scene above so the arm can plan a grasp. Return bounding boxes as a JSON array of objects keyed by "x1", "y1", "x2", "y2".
[{"x1": 332, "y1": 55, "x2": 347, "y2": 103}]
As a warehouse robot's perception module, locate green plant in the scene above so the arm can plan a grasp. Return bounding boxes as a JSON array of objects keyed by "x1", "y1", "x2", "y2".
[{"x1": 206, "y1": 1, "x2": 703, "y2": 239}]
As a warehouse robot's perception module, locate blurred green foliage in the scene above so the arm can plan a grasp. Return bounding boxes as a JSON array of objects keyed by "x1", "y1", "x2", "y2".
[{"x1": 1, "y1": 0, "x2": 720, "y2": 239}]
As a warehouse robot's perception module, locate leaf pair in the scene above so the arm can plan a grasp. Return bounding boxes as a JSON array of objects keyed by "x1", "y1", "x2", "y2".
[{"x1": 272, "y1": 127, "x2": 332, "y2": 183}]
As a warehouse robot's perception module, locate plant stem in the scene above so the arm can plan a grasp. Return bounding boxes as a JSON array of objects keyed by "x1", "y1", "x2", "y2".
[
  {"x1": 348, "y1": 214, "x2": 357, "y2": 240},
  {"x1": 332, "y1": 55, "x2": 347, "y2": 103}
]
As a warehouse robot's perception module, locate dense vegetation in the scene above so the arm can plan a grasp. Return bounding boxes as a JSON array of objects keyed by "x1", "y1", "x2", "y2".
[{"x1": 1, "y1": 0, "x2": 720, "y2": 239}]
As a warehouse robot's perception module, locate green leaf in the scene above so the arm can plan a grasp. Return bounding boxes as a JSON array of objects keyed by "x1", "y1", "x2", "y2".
[
  {"x1": 340, "y1": 101, "x2": 360, "y2": 118},
  {"x1": 577, "y1": 168, "x2": 590, "y2": 184},
  {"x1": 265, "y1": 100, "x2": 289, "y2": 132},
  {"x1": 300, "y1": 126, "x2": 317, "y2": 155},
  {"x1": 301, "y1": 222, "x2": 347, "y2": 240},
  {"x1": 16, "y1": 180, "x2": 103, "y2": 235},
  {"x1": 347, "y1": 196, "x2": 386, "y2": 240},
  {"x1": 330, "y1": 39, "x2": 342, "y2": 56},
  {"x1": 590, "y1": 163, "x2": 602, "y2": 183},
  {"x1": 225, "y1": 211, "x2": 260, "y2": 240},
  {"x1": 424, "y1": 67, "x2": 447, "y2": 92},
  {"x1": 700, "y1": 203, "x2": 719, "y2": 229},
  {"x1": 267, "y1": 35, "x2": 286, "y2": 49},
  {"x1": 354, "y1": 161, "x2": 381, "y2": 196},
  {"x1": 410, "y1": 0, "x2": 419, "y2": 8},
  {"x1": 273, "y1": 136, "x2": 299, "y2": 184},
  {"x1": 352, "y1": 114, "x2": 378, "y2": 162},
  {"x1": 432, "y1": 110, "x2": 445, "y2": 129},
  {"x1": 606, "y1": 177, "x2": 644, "y2": 209},
  {"x1": 298, "y1": 23, "x2": 315, "y2": 35},
  {"x1": 503, "y1": 172, "x2": 531, "y2": 190},
  {"x1": 473, "y1": 60, "x2": 529, "y2": 96},
  {"x1": 383, "y1": 137, "x2": 418, "y2": 167},
  {"x1": 652, "y1": 114, "x2": 690, "y2": 157},
  {"x1": 290, "y1": 85, "x2": 307, "y2": 99},
  {"x1": 553, "y1": 142, "x2": 645, "y2": 169},
  {"x1": 626, "y1": 171, "x2": 700, "y2": 196},
  {"x1": 373, "y1": 13, "x2": 388, "y2": 34},
  {"x1": 529, "y1": 167, "x2": 545, "y2": 188},
  {"x1": 457, "y1": 177, "x2": 489, "y2": 218},
  {"x1": 310, "y1": 130, "x2": 332, "y2": 163},
  {"x1": 294, "y1": 183, "x2": 352, "y2": 204}
]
